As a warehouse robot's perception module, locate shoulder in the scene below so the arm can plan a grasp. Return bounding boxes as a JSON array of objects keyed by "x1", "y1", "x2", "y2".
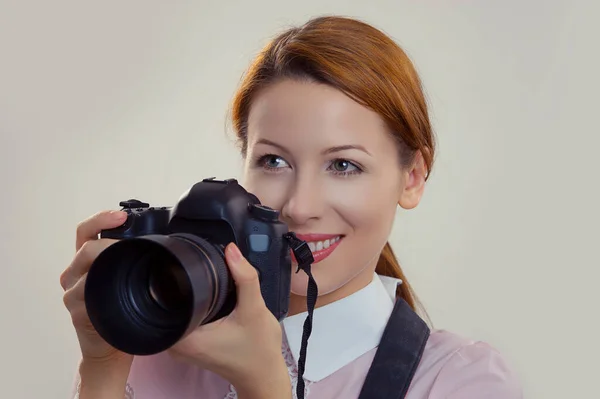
[{"x1": 409, "y1": 329, "x2": 523, "y2": 399}]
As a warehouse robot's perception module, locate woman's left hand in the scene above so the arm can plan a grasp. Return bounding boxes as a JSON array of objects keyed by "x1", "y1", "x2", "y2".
[{"x1": 167, "y1": 242, "x2": 292, "y2": 399}]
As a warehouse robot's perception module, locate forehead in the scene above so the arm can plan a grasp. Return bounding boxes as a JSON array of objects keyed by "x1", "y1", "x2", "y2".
[{"x1": 246, "y1": 79, "x2": 396, "y2": 154}]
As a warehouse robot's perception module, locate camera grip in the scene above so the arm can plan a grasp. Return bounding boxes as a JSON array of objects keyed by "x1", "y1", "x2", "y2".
[{"x1": 247, "y1": 235, "x2": 290, "y2": 321}]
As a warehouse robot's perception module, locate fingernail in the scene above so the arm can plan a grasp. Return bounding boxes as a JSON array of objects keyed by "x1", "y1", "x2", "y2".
[
  {"x1": 227, "y1": 243, "x2": 242, "y2": 262},
  {"x1": 110, "y1": 210, "x2": 127, "y2": 219}
]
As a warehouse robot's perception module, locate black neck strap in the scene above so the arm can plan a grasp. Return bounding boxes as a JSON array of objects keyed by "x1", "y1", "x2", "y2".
[
  {"x1": 284, "y1": 232, "x2": 317, "y2": 399},
  {"x1": 357, "y1": 297, "x2": 430, "y2": 399}
]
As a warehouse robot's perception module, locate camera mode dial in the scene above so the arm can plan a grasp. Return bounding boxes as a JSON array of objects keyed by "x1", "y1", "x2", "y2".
[
  {"x1": 249, "y1": 203, "x2": 279, "y2": 222},
  {"x1": 119, "y1": 199, "x2": 150, "y2": 209}
]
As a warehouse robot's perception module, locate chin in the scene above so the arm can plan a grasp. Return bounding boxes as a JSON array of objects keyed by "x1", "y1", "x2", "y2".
[{"x1": 289, "y1": 259, "x2": 356, "y2": 297}]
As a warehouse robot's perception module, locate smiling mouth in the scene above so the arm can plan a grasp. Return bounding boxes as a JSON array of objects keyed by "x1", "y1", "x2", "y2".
[
  {"x1": 292, "y1": 234, "x2": 344, "y2": 264},
  {"x1": 306, "y1": 235, "x2": 341, "y2": 252}
]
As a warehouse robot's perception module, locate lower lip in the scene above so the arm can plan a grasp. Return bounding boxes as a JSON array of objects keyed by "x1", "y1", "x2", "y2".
[{"x1": 291, "y1": 237, "x2": 343, "y2": 265}]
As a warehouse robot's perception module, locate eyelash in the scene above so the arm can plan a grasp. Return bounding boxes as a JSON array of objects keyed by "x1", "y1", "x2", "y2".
[{"x1": 255, "y1": 153, "x2": 364, "y2": 177}]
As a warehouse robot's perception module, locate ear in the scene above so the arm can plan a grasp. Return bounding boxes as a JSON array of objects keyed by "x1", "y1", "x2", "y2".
[{"x1": 398, "y1": 150, "x2": 428, "y2": 210}]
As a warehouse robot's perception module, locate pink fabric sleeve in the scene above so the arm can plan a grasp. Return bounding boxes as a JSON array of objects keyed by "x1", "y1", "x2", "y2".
[{"x1": 428, "y1": 341, "x2": 523, "y2": 398}]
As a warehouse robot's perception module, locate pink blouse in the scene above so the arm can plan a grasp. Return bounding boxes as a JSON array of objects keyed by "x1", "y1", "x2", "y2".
[{"x1": 71, "y1": 274, "x2": 523, "y2": 398}]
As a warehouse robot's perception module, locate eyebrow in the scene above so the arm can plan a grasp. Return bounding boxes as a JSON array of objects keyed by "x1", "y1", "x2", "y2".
[{"x1": 256, "y1": 138, "x2": 372, "y2": 156}]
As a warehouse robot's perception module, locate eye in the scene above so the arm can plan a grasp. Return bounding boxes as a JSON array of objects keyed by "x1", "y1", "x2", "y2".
[
  {"x1": 328, "y1": 159, "x2": 362, "y2": 176},
  {"x1": 257, "y1": 154, "x2": 290, "y2": 171}
]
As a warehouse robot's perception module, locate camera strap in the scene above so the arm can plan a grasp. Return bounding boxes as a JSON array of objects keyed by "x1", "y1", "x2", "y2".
[
  {"x1": 357, "y1": 297, "x2": 430, "y2": 399},
  {"x1": 284, "y1": 232, "x2": 318, "y2": 399},
  {"x1": 284, "y1": 232, "x2": 430, "y2": 399}
]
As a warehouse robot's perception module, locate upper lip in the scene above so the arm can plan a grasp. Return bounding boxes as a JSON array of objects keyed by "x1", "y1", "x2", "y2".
[{"x1": 294, "y1": 233, "x2": 343, "y2": 242}]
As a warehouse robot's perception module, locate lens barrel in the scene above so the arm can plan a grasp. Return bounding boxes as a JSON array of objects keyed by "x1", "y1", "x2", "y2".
[{"x1": 84, "y1": 233, "x2": 231, "y2": 355}]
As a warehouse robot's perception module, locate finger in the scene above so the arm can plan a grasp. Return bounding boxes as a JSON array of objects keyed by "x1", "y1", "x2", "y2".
[
  {"x1": 69, "y1": 301, "x2": 91, "y2": 330},
  {"x1": 63, "y1": 272, "x2": 87, "y2": 310},
  {"x1": 60, "y1": 239, "x2": 117, "y2": 291},
  {"x1": 76, "y1": 210, "x2": 127, "y2": 251},
  {"x1": 63, "y1": 275, "x2": 100, "y2": 336},
  {"x1": 224, "y1": 243, "x2": 264, "y2": 315}
]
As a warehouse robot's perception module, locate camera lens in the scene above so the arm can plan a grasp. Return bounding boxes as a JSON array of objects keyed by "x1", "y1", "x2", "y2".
[
  {"x1": 84, "y1": 233, "x2": 234, "y2": 355},
  {"x1": 147, "y1": 262, "x2": 189, "y2": 312}
]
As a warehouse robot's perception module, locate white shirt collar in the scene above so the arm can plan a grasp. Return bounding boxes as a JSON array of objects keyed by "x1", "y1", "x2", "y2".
[{"x1": 281, "y1": 273, "x2": 402, "y2": 382}]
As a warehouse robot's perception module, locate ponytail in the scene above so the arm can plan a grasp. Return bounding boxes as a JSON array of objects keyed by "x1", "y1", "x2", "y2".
[{"x1": 375, "y1": 241, "x2": 425, "y2": 318}]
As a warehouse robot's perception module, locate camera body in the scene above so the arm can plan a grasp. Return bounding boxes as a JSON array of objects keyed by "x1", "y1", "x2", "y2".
[{"x1": 100, "y1": 177, "x2": 292, "y2": 322}]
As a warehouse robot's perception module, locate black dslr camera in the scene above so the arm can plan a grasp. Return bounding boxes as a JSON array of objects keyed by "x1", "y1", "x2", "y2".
[{"x1": 84, "y1": 177, "x2": 311, "y2": 356}]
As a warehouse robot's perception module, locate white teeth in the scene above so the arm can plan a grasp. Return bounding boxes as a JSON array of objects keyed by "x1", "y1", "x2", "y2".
[{"x1": 307, "y1": 236, "x2": 341, "y2": 253}]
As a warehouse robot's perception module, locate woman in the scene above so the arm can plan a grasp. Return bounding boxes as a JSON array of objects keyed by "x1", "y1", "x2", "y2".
[{"x1": 60, "y1": 15, "x2": 522, "y2": 399}]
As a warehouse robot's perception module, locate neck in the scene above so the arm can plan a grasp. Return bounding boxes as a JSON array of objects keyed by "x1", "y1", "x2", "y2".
[{"x1": 287, "y1": 267, "x2": 375, "y2": 316}]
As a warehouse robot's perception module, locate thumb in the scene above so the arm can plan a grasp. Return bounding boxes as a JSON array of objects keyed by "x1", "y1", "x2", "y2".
[{"x1": 225, "y1": 242, "x2": 264, "y2": 315}]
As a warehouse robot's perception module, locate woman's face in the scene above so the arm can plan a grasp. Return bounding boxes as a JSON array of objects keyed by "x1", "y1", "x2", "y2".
[{"x1": 242, "y1": 79, "x2": 424, "y2": 307}]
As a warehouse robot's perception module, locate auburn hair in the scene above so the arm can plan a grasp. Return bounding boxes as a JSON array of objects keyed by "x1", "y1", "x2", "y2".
[{"x1": 230, "y1": 16, "x2": 436, "y2": 314}]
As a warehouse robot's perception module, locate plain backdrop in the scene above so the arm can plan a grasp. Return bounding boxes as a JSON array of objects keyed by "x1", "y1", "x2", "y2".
[{"x1": 1, "y1": 0, "x2": 599, "y2": 398}]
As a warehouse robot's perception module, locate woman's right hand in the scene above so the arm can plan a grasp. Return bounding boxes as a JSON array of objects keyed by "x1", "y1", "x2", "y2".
[{"x1": 60, "y1": 210, "x2": 133, "y2": 365}]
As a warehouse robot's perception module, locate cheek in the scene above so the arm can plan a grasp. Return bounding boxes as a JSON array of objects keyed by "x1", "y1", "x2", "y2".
[
  {"x1": 328, "y1": 177, "x2": 399, "y2": 227},
  {"x1": 333, "y1": 180, "x2": 400, "y2": 258},
  {"x1": 335, "y1": 184, "x2": 397, "y2": 248}
]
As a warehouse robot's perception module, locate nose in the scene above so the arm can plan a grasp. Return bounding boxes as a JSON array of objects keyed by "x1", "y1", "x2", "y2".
[{"x1": 281, "y1": 175, "x2": 324, "y2": 226}]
